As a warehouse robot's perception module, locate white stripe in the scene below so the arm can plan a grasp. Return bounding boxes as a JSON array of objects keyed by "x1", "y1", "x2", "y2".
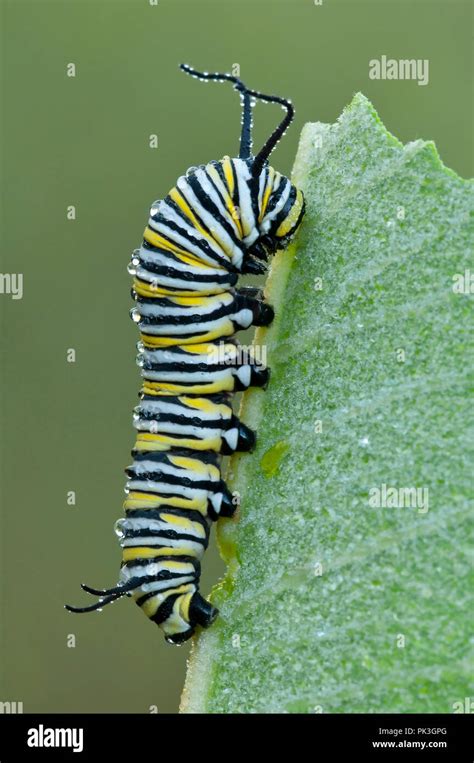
[
  {"x1": 134, "y1": 419, "x2": 223, "y2": 439},
  {"x1": 142, "y1": 369, "x2": 233, "y2": 384},
  {"x1": 139, "y1": 317, "x2": 234, "y2": 337},
  {"x1": 126, "y1": 480, "x2": 218, "y2": 502}
]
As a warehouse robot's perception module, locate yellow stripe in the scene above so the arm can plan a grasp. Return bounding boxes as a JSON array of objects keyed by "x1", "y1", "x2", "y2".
[
  {"x1": 165, "y1": 597, "x2": 190, "y2": 634},
  {"x1": 259, "y1": 166, "x2": 275, "y2": 222},
  {"x1": 275, "y1": 190, "x2": 304, "y2": 237},
  {"x1": 160, "y1": 513, "x2": 206, "y2": 537},
  {"x1": 208, "y1": 162, "x2": 243, "y2": 237},
  {"x1": 123, "y1": 492, "x2": 207, "y2": 512},
  {"x1": 222, "y1": 156, "x2": 235, "y2": 196},
  {"x1": 179, "y1": 342, "x2": 217, "y2": 355},
  {"x1": 180, "y1": 395, "x2": 231, "y2": 416},
  {"x1": 141, "y1": 379, "x2": 234, "y2": 395},
  {"x1": 166, "y1": 292, "x2": 226, "y2": 307},
  {"x1": 169, "y1": 188, "x2": 211, "y2": 241},
  {"x1": 143, "y1": 227, "x2": 217, "y2": 270},
  {"x1": 138, "y1": 584, "x2": 194, "y2": 616},
  {"x1": 144, "y1": 228, "x2": 225, "y2": 273},
  {"x1": 134, "y1": 432, "x2": 221, "y2": 452},
  {"x1": 169, "y1": 454, "x2": 220, "y2": 479},
  {"x1": 179, "y1": 592, "x2": 193, "y2": 621},
  {"x1": 140, "y1": 323, "x2": 235, "y2": 347},
  {"x1": 122, "y1": 546, "x2": 198, "y2": 561},
  {"x1": 133, "y1": 435, "x2": 168, "y2": 452}
]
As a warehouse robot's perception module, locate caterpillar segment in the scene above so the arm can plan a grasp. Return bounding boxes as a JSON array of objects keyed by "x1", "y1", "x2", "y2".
[
  {"x1": 66, "y1": 63, "x2": 305, "y2": 644},
  {"x1": 132, "y1": 393, "x2": 256, "y2": 455}
]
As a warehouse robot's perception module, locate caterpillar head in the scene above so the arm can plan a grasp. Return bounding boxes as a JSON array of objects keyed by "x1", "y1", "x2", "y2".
[
  {"x1": 179, "y1": 64, "x2": 306, "y2": 265},
  {"x1": 253, "y1": 167, "x2": 305, "y2": 257}
]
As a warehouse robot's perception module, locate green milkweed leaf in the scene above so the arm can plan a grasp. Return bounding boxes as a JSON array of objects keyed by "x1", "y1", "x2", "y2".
[{"x1": 180, "y1": 93, "x2": 474, "y2": 714}]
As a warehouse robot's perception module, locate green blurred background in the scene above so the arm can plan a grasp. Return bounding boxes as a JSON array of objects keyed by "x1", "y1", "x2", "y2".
[{"x1": 0, "y1": 0, "x2": 472, "y2": 714}]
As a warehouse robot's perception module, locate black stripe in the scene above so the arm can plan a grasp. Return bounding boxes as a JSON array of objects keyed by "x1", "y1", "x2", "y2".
[
  {"x1": 138, "y1": 591, "x2": 179, "y2": 620},
  {"x1": 125, "y1": 468, "x2": 222, "y2": 494},
  {"x1": 131, "y1": 448, "x2": 220, "y2": 466},
  {"x1": 245, "y1": 159, "x2": 261, "y2": 224},
  {"x1": 136, "y1": 300, "x2": 236, "y2": 327},
  {"x1": 138, "y1": 258, "x2": 236, "y2": 285},
  {"x1": 142, "y1": 592, "x2": 180, "y2": 621},
  {"x1": 124, "y1": 528, "x2": 206, "y2": 544},
  {"x1": 230, "y1": 159, "x2": 240, "y2": 213}
]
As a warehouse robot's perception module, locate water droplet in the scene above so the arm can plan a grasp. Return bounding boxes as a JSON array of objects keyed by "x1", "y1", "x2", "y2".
[
  {"x1": 114, "y1": 519, "x2": 126, "y2": 539},
  {"x1": 359, "y1": 436, "x2": 370, "y2": 447},
  {"x1": 149, "y1": 420, "x2": 159, "y2": 433},
  {"x1": 165, "y1": 635, "x2": 183, "y2": 646},
  {"x1": 127, "y1": 261, "x2": 137, "y2": 276},
  {"x1": 130, "y1": 308, "x2": 141, "y2": 323}
]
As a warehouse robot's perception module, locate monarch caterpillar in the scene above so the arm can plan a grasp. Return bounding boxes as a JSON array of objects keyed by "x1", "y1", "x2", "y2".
[{"x1": 66, "y1": 64, "x2": 305, "y2": 644}]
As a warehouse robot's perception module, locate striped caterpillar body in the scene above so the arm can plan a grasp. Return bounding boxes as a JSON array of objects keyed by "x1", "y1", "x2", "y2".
[{"x1": 66, "y1": 64, "x2": 305, "y2": 644}]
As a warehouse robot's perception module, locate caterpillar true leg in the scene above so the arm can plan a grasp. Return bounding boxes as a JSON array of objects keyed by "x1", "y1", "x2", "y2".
[{"x1": 66, "y1": 64, "x2": 305, "y2": 644}]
